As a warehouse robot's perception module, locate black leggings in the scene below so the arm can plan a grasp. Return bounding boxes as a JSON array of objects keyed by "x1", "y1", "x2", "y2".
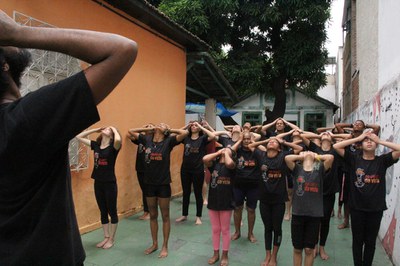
[
  {"x1": 137, "y1": 171, "x2": 148, "y2": 212},
  {"x1": 181, "y1": 169, "x2": 204, "y2": 217},
  {"x1": 94, "y1": 181, "x2": 118, "y2": 224},
  {"x1": 319, "y1": 193, "x2": 335, "y2": 246},
  {"x1": 259, "y1": 201, "x2": 285, "y2": 250},
  {"x1": 350, "y1": 209, "x2": 383, "y2": 266}
]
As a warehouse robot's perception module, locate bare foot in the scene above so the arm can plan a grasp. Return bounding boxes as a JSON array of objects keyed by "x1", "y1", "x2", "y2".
[
  {"x1": 284, "y1": 213, "x2": 290, "y2": 221},
  {"x1": 240, "y1": 220, "x2": 243, "y2": 226},
  {"x1": 203, "y1": 200, "x2": 208, "y2": 205},
  {"x1": 338, "y1": 222, "x2": 349, "y2": 229},
  {"x1": 248, "y1": 234, "x2": 257, "y2": 243},
  {"x1": 144, "y1": 244, "x2": 158, "y2": 255},
  {"x1": 220, "y1": 257, "x2": 228, "y2": 266},
  {"x1": 195, "y1": 217, "x2": 202, "y2": 225},
  {"x1": 231, "y1": 232, "x2": 241, "y2": 241},
  {"x1": 208, "y1": 253, "x2": 219, "y2": 265},
  {"x1": 96, "y1": 237, "x2": 109, "y2": 248},
  {"x1": 268, "y1": 259, "x2": 277, "y2": 266},
  {"x1": 158, "y1": 246, "x2": 168, "y2": 258},
  {"x1": 102, "y1": 238, "x2": 114, "y2": 249},
  {"x1": 319, "y1": 246, "x2": 329, "y2": 260},
  {"x1": 175, "y1": 216, "x2": 187, "y2": 222},
  {"x1": 139, "y1": 212, "x2": 150, "y2": 220},
  {"x1": 260, "y1": 260, "x2": 269, "y2": 266}
]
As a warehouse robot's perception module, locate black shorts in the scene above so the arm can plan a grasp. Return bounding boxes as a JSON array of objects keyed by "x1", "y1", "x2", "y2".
[
  {"x1": 233, "y1": 184, "x2": 259, "y2": 209},
  {"x1": 291, "y1": 215, "x2": 321, "y2": 249},
  {"x1": 145, "y1": 184, "x2": 171, "y2": 198}
]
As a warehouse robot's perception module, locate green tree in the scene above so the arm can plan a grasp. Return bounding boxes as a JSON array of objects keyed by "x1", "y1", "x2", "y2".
[{"x1": 151, "y1": 0, "x2": 331, "y2": 123}]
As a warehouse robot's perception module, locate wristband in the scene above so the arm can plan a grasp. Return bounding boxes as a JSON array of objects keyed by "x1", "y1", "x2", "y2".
[{"x1": 315, "y1": 155, "x2": 321, "y2": 162}]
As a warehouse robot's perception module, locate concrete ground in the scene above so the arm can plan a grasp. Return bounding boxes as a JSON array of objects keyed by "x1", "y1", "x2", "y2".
[{"x1": 82, "y1": 196, "x2": 393, "y2": 266}]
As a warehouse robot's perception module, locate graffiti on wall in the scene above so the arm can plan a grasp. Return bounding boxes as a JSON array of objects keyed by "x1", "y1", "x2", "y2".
[{"x1": 347, "y1": 75, "x2": 400, "y2": 264}]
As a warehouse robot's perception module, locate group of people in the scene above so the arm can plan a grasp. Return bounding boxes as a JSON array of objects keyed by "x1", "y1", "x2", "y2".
[{"x1": 1, "y1": 10, "x2": 399, "y2": 266}]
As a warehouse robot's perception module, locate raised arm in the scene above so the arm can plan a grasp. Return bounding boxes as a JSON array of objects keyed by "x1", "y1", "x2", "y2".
[
  {"x1": 170, "y1": 127, "x2": 189, "y2": 143},
  {"x1": 333, "y1": 133, "x2": 365, "y2": 157},
  {"x1": 318, "y1": 154, "x2": 334, "y2": 171},
  {"x1": 128, "y1": 126, "x2": 154, "y2": 141},
  {"x1": 110, "y1": 126, "x2": 121, "y2": 150},
  {"x1": 368, "y1": 133, "x2": 400, "y2": 160},
  {"x1": 280, "y1": 138, "x2": 303, "y2": 154},
  {"x1": 76, "y1": 127, "x2": 102, "y2": 147},
  {"x1": 224, "y1": 148, "x2": 236, "y2": 169},
  {"x1": 203, "y1": 149, "x2": 223, "y2": 167},
  {"x1": 0, "y1": 10, "x2": 137, "y2": 105},
  {"x1": 194, "y1": 121, "x2": 215, "y2": 141},
  {"x1": 281, "y1": 118, "x2": 300, "y2": 130},
  {"x1": 285, "y1": 154, "x2": 304, "y2": 171},
  {"x1": 365, "y1": 123, "x2": 381, "y2": 135},
  {"x1": 260, "y1": 118, "x2": 278, "y2": 134}
]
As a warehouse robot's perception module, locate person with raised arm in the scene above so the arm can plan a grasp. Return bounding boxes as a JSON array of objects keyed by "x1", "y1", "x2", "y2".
[
  {"x1": 333, "y1": 131, "x2": 400, "y2": 266},
  {"x1": 249, "y1": 137, "x2": 302, "y2": 266},
  {"x1": 76, "y1": 126, "x2": 122, "y2": 249},
  {"x1": 285, "y1": 151, "x2": 334, "y2": 266},
  {"x1": 176, "y1": 121, "x2": 215, "y2": 225},
  {"x1": 128, "y1": 123, "x2": 187, "y2": 258},
  {"x1": 203, "y1": 147, "x2": 236, "y2": 266},
  {"x1": 130, "y1": 123, "x2": 155, "y2": 220},
  {"x1": 0, "y1": 10, "x2": 137, "y2": 265}
]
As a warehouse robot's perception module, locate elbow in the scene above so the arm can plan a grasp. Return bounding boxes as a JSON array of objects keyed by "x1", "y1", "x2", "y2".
[{"x1": 122, "y1": 40, "x2": 138, "y2": 66}]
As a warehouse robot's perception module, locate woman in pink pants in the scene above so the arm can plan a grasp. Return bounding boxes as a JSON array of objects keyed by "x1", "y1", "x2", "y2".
[{"x1": 203, "y1": 147, "x2": 236, "y2": 266}]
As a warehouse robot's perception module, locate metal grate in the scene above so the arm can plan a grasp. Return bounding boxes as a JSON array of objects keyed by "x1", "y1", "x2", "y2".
[{"x1": 14, "y1": 11, "x2": 89, "y2": 171}]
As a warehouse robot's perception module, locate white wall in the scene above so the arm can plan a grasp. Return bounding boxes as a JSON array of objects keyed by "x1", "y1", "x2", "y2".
[
  {"x1": 379, "y1": 0, "x2": 400, "y2": 88},
  {"x1": 317, "y1": 74, "x2": 336, "y2": 104},
  {"x1": 357, "y1": 0, "x2": 379, "y2": 103}
]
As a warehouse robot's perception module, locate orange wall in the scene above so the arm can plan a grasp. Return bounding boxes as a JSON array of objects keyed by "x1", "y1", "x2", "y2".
[{"x1": 2, "y1": 0, "x2": 186, "y2": 233}]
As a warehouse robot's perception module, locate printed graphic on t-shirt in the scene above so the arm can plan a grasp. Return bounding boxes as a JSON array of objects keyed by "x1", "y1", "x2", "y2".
[
  {"x1": 145, "y1": 147, "x2": 152, "y2": 163},
  {"x1": 94, "y1": 152, "x2": 99, "y2": 168},
  {"x1": 211, "y1": 170, "x2": 218, "y2": 188},
  {"x1": 296, "y1": 176, "x2": 305, "y2": 196},
  {"x1": 261, "y1": 164, "x2": 269, "y2": 182},
  {"x1": 355, "y1": 168, "x2": 365, "y2": 188},
  {"x1": 184, "y1": 144, "x2": 200, "y2": 156},
  {"x1": 138, "y1": 143, "x2": 144, "y2": 153},
  {"x1": 236, "y1": 156, "x2": 256, "y2": 169}
]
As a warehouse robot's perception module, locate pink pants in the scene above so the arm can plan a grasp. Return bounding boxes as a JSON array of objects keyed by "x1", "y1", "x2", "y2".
[{"x1": 208, "y1": 209, "x2": 233, "y2": 251}]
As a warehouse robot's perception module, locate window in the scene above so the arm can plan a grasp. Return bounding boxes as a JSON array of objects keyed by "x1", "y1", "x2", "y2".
[
  {"x1": 242, "y1": 112, "x2": 262, "y2": 126},
  {"x1": 304, "y1": 113, "x2": 326, "y2": 133},
  {"x1": 15, "y1": 12, "x2": 88, "y2": 171}
]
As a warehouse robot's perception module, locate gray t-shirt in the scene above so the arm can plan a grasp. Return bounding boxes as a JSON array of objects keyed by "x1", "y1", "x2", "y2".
[{"x1": 291, "y1": 163, "x2": 325, "y2": 217}]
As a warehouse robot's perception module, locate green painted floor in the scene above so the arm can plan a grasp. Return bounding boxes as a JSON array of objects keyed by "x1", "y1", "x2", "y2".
[{"x1": 82, "y1": 196, "x2": 393, "y2": 266}]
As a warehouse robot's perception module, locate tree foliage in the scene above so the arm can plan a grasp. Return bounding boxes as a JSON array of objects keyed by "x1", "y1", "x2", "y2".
[{"x1": 150, "y1": 0, "x2": 332, "y2": 122}]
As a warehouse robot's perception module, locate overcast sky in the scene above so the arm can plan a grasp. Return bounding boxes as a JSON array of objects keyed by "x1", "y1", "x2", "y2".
[{"x1": 326, "y1": 0, "x2": 345, "y2": 57}]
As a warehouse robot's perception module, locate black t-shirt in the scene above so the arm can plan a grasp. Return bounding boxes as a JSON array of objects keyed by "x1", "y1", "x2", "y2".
[
  {"x1": 234, "y1": 146, "x2": 261, "y2": 185},
  {"x1": 207, "y1": 161, "x2": 236, "y2": 210},
  {"x1": 308, "y1": 142, "x2": 339, "y2": 195},
  {"x1": 90, "y1": 141, "x2": 119, "y2": 182},
  {"x1": 0, "y1": 71, "x2": 99, "y2": 265},
  {"x1": 132, "y1": 138, "x2": 146, "y2": 172},
  {"x1": 344, "y1": 150, "x2": 397, "y2": 211},
  {"x1": 257, "y1": 150, "x2": 292, "y2": 204},
  {"x1": 217, "y1": 135, "x2": 235, "y2": 148},
  {"x1": 181, "y1": 134, "x2": 208, "y2": 171},
  {"x1": 291, "y1": 163, "x2": 325, "y2": 217},
  {"x1": 138, "y1": 134, "x2": 179, "y2": 185}
]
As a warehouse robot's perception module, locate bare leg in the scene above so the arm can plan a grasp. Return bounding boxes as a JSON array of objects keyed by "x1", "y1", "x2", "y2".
[
  {"x1": 144, "y1": 197, "x2": 158, "y2": 254},
  {"x1": 203, "y1": 170, "x2": 209, "y2": 205},
  {"x1": 103, "y1": 223, "x2": 117, "y2": 249},
  {"x1": 269, "y1": 245, "x2": 279, "y2": 266},
  {"x1": 304, "y1": 248, "x2": 315, "y2": 266},
  {"x1": 247, "y1": 208, "x2": 257, "y2": 243},
  {"x1": 158, "y1": 197, "x2": 171, "y2": 258},
  {"x1": 208, "y1": 250, "x2": 220, "y2": 265},
  {"x1": 284, "y1": 189, "x2": 293, "y2": 221},
  {"x1": 293, "y1": 248, "x2": 302, "y2": 266},
  {"x1": 338, "y1": 203, "x2": 349, "y2": 229},
  {"x1": 96, "y1": 223, "x2": 110, "y2": 248},
  {"x1": 231, "y1": 206, "x2": 243, "y2": 240}
]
